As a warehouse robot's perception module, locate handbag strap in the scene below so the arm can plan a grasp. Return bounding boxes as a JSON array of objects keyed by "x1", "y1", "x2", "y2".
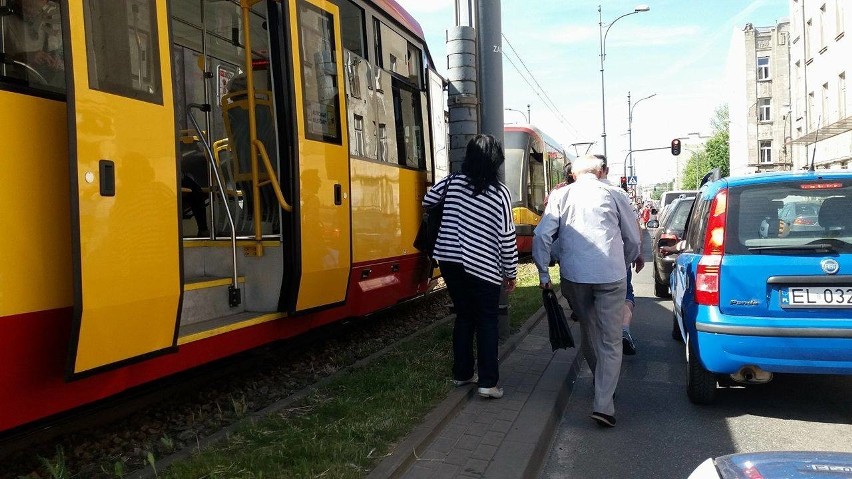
[{"x1": 438, "y1": 174, "x2": 454, "y2": 203}]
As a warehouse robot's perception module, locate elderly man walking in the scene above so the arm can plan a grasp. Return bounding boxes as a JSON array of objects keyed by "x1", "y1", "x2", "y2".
[{"x1": 532, "y1": 154, "x2": 642, "y2": 427}]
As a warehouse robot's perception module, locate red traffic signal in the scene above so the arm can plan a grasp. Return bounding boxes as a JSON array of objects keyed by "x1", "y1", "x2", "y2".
[
  {"x1": 671, "y1": 138, "x2": 682, "y2": 156},
  {"x1": 620, "y1": 176, "x2": 628, "y2": 191}
]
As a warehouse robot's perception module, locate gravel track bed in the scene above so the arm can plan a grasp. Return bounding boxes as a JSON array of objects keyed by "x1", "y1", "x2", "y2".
[{"x1": 5, "y1": 288, "x2": 451, "y2": 479}]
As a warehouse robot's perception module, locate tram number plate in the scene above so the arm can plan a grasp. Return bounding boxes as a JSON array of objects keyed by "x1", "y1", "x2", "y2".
[{"x1": 781, "y1": 287, "x2": 852, "y2": 308}]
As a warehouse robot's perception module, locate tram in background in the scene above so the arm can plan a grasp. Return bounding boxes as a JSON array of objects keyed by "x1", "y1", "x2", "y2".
[
  {"x1": 504, "y1": 125, "x2": 573, "y2": 254},
  {"x1": 0, "y1": 0, "x2": 447, "y2": 434}
]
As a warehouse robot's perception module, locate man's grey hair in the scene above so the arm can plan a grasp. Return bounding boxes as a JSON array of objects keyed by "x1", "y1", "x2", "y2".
[{"x1": 572, "y1": 154, "x2": 607, "y2": 176}]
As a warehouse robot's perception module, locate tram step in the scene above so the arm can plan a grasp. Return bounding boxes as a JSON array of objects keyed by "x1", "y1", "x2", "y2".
[
  {"x1": 178, "y1": 310, "x2": 281, "y2": 341},
  {"x1": 181, "y1": 276, "x2": 247, "y2": 326}
]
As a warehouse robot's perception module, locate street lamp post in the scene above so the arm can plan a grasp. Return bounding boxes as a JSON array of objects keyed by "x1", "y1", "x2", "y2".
[
  {"x1": 627, "y1": 91, "x2": 656, "y2": 179},
  {"x1": 598, "y1": 4, "x2": 649, "y2": 159},
  {"x1": 504, "y1": 107, "x2": 528, "y2": 123}
]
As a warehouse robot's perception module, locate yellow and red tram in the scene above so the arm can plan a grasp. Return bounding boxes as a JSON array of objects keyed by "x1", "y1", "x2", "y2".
[
  {"x1": 503, "y1": 124, "x2": 573, "y2": 254},
  {"x1": 0, "y1": 0, "x2": 446, "y2": 434}
]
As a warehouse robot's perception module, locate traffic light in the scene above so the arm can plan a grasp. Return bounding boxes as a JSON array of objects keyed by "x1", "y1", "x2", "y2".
[
  {"x1": 620, "y1": 176, "x2": 628, "y2": 191},
  {"x1": 671, "y1": 138, "x2": 682, "y2": 156}
]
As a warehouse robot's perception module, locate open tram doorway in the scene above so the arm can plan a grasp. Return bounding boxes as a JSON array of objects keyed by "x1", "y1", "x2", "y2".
[{"x1": 170, "y1": 0, "x2": 284, "y2": 241}]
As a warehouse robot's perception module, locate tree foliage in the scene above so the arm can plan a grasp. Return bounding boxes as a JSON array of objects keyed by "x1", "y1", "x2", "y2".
[{"x1": 680, "y1": 105, "x2": 730, "y2": 189}]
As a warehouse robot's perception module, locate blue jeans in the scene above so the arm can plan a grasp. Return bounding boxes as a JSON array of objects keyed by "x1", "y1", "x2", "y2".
[
  {"x1": 625, "y1": 265, "x2": 635, "y2": 305},
  {"x1": 440, "y1": 261, "x2": 501, "y2": 388}
]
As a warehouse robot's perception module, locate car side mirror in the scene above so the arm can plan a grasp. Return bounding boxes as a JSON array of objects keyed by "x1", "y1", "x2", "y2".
[{"x1": 646, "y1": 219, "x2": 659, "y2": 229}]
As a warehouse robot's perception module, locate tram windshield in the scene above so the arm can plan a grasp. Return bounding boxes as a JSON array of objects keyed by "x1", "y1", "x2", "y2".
[
  {"x1": 504, "y1": 130, "x2": 529, "y2": 207},
  {"x1": 0, "y1": 0, "x2": 66, "y2": 93}
]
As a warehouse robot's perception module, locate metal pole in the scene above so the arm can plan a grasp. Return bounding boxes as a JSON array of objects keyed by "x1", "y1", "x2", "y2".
[
  {"x1": 477, "y1": 0, "x2": 503, "y2": 144},
  {"x1": 527, "y1": 103, "x2": 531, "y2": 124},
  {"x1": 627, "y1": 91, "x2": 632, "y2": 180},
  {"x1": 475, "y1": 0, "x2": 509, "y2": 339}
]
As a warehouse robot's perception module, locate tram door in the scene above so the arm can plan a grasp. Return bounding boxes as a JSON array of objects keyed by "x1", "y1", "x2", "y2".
[
  {"x1": 288, "y1": 0, "x2": 352, "y2": 312},
  {"x1": 65, "y1": 0, "x2": 181, "y2": 376}
]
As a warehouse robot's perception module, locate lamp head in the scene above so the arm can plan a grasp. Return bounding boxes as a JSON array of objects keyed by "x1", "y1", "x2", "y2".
[{"x1": 634, "y1": 5, "x2": 650, "y2": 12}]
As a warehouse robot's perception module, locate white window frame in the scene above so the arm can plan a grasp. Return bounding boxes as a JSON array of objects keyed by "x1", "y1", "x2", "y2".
[
  {"x1": 757, "y1": 56, "x2": 770, "y2": 80},
  {"x1": 840, "y1": 72, "x2": 847, "y2": 119},
  {"x1": 838, "y1": 0, "x2": 846, "y2": 38},
  {"x1": 758, "y1": 98, "x2": 771, "y2": 121},
  {"x1": 759, "y1": 140, "x2": 772, "y2": 164}
]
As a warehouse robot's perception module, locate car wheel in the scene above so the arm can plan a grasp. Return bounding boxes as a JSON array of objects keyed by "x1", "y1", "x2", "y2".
[
  {"x1": 671, "y1": 310, "x2": 682, "y2": 342},
  {"x1": 686, "y1": 332, "x2": 717, "y2": 405}
]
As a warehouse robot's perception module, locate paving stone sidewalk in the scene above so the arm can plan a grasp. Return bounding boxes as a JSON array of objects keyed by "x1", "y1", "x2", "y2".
[{"x1": 369, "y1": 295, "x2": 583, "y2": 479}]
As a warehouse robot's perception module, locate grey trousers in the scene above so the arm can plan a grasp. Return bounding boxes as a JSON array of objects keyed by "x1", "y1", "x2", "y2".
[{"x1": 561, "y1": 278, "x2": 627, "y2": 416}]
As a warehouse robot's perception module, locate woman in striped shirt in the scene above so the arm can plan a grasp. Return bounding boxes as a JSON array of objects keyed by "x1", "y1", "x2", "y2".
[{"x1": 423, "y1": 134, "x2": 518, "y2": 399}]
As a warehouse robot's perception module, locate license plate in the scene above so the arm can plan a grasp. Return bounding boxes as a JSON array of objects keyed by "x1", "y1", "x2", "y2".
[{"x1": 781, "y1": 287, "x2": 852, "y2": 308}]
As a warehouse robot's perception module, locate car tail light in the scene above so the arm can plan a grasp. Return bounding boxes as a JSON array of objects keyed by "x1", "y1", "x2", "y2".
[
  {"x1": 696, "y1": 189, "x2": 727, "y2": 306},
  {"x1": 793, "y1": 216, "x2": 815, "y2": 225}
]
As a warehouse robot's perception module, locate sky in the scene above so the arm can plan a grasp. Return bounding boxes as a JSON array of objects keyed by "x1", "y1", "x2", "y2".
[{"x1": 395, "y1": 0, "x2": 789, "y2": 186}]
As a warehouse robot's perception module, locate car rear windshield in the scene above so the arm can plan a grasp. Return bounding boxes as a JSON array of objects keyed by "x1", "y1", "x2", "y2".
[
  {"x1": 667, "y1": 200, "x2": 692, "y2": 232},
  {"x1": 726, "y1": 179, "x2": 852, "y2": 254}
]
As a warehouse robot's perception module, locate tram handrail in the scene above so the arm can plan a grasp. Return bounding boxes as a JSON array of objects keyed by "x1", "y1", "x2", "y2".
[
  {"x1": 254, "y1": 138, "x2": 292, "y2": 212},
  {"x1": 187, "y1": 103, "x2": 240, "y2": 306}
]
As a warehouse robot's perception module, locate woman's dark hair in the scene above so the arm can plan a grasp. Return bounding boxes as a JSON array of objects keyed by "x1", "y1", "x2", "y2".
[{"x1": 461, "y1": 134, "x2": 504, "y2": 195}]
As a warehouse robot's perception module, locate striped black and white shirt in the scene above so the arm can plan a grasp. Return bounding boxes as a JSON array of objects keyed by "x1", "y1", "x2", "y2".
[{"x1": 423, "y1": 174, "x2": 518, "y2": 285}]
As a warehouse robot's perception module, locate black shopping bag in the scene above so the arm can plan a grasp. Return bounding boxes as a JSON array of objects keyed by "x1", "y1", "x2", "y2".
[{"x1": 543, "y1": 289, "x2": 575, "y2": 351}]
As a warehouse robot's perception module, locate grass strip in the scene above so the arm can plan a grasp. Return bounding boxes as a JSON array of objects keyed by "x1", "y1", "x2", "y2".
[{"x1": 160, "y1": 261, "x2": 556, "y2": 478}]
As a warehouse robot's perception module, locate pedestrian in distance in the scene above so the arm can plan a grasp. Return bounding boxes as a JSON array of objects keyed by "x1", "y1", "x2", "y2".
[
  {"x1": 422, "y1": 134, "x2": 518, "y2": 399},
  {"x1": 531, "y1": 154, "x2": 642, "y2": 427}
]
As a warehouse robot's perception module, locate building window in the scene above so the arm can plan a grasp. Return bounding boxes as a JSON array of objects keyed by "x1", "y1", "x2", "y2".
[
  {"x1": 759, "y1": 140, "x2": 772, "y2": 163},
  {"x1": 840, "y1": 72, "x2": 847, "y2": 118},
  {"x1": 378, "y1": 123, "x2": 387, "y2": 162},
  {"x1": 806, "y1": 19, "x2": 813, "y2": 59},
  {"x1": 819, "y1": 4, "x2": 827, "y2": 50},
  {"x1": 757, "y1": 56, "x2": 770, "y2": 80},
  {"x1": 353, "y1": 114, "x2": 365, "y2": 156},
  {"x1": 822, "y1": 82, "x2": 830, "y2": 123},
  {"x1": 808, "y1": 91, "x2": 816, "y2": 129},
  {"x1": 838, "y1": 0, "x2": 846, "y2": 38},
  {"x1": 758, "y1": 98, "x2": 771, "y2": 121}
]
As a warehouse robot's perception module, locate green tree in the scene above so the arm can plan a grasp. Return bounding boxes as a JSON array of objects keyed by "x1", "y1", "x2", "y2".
[{"x1": 679, "y1": 104, "x2": 730, "y2": 189}]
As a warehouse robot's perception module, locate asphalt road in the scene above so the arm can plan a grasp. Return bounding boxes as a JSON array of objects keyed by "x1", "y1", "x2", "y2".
[{"x1": 540, "y1": 229, "x2": 852, "y2": 479}]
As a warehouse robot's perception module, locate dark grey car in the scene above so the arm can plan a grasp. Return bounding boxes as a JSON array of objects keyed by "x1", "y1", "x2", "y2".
[{"x1": 647, "y1": 197, "x2": 694, "y2": 298}]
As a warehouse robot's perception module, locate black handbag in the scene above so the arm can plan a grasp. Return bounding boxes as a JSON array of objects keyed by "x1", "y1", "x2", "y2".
[
  {"x1": 414, "y1": 175, "x2": 454, "y2": 256},
  {"x1": 543, "y1": 289, "x2": 575, "y2": 351}
]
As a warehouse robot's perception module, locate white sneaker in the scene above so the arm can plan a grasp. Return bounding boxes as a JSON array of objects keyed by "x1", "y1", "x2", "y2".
[
  {"x1": 452, "y1": 374, "x2": 478, "y2": 386},
  {"x1": 477, "y1": 387, "x2": 504, "y2": 399}
]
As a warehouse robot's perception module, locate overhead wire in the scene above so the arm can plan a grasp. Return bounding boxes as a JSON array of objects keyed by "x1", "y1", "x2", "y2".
[{"x1": 500, "y1": 33, "x2": 582, "y2": 139}]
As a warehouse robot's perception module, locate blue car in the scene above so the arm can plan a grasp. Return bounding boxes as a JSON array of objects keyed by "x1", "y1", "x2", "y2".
[{"x1": 671, "y1": 171, "x2": 852, "y2": 404}]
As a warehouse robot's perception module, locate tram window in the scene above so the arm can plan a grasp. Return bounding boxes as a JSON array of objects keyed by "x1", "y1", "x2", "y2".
[
  {"x1": 333, "y1": 0, "x2": 365, "y2": 58},
  {"x1": 0, "y1": 0, "x2": 65, "y2": 93},
  {"x1": 392, "y1": 79, "x2": 424, "y2": 169},
  {"x1": 83, "y1": 0, "x2": 163, "y2": 104},
  {"x1": 298, "y1": 1, "x2": 342, "y2": 144}
]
